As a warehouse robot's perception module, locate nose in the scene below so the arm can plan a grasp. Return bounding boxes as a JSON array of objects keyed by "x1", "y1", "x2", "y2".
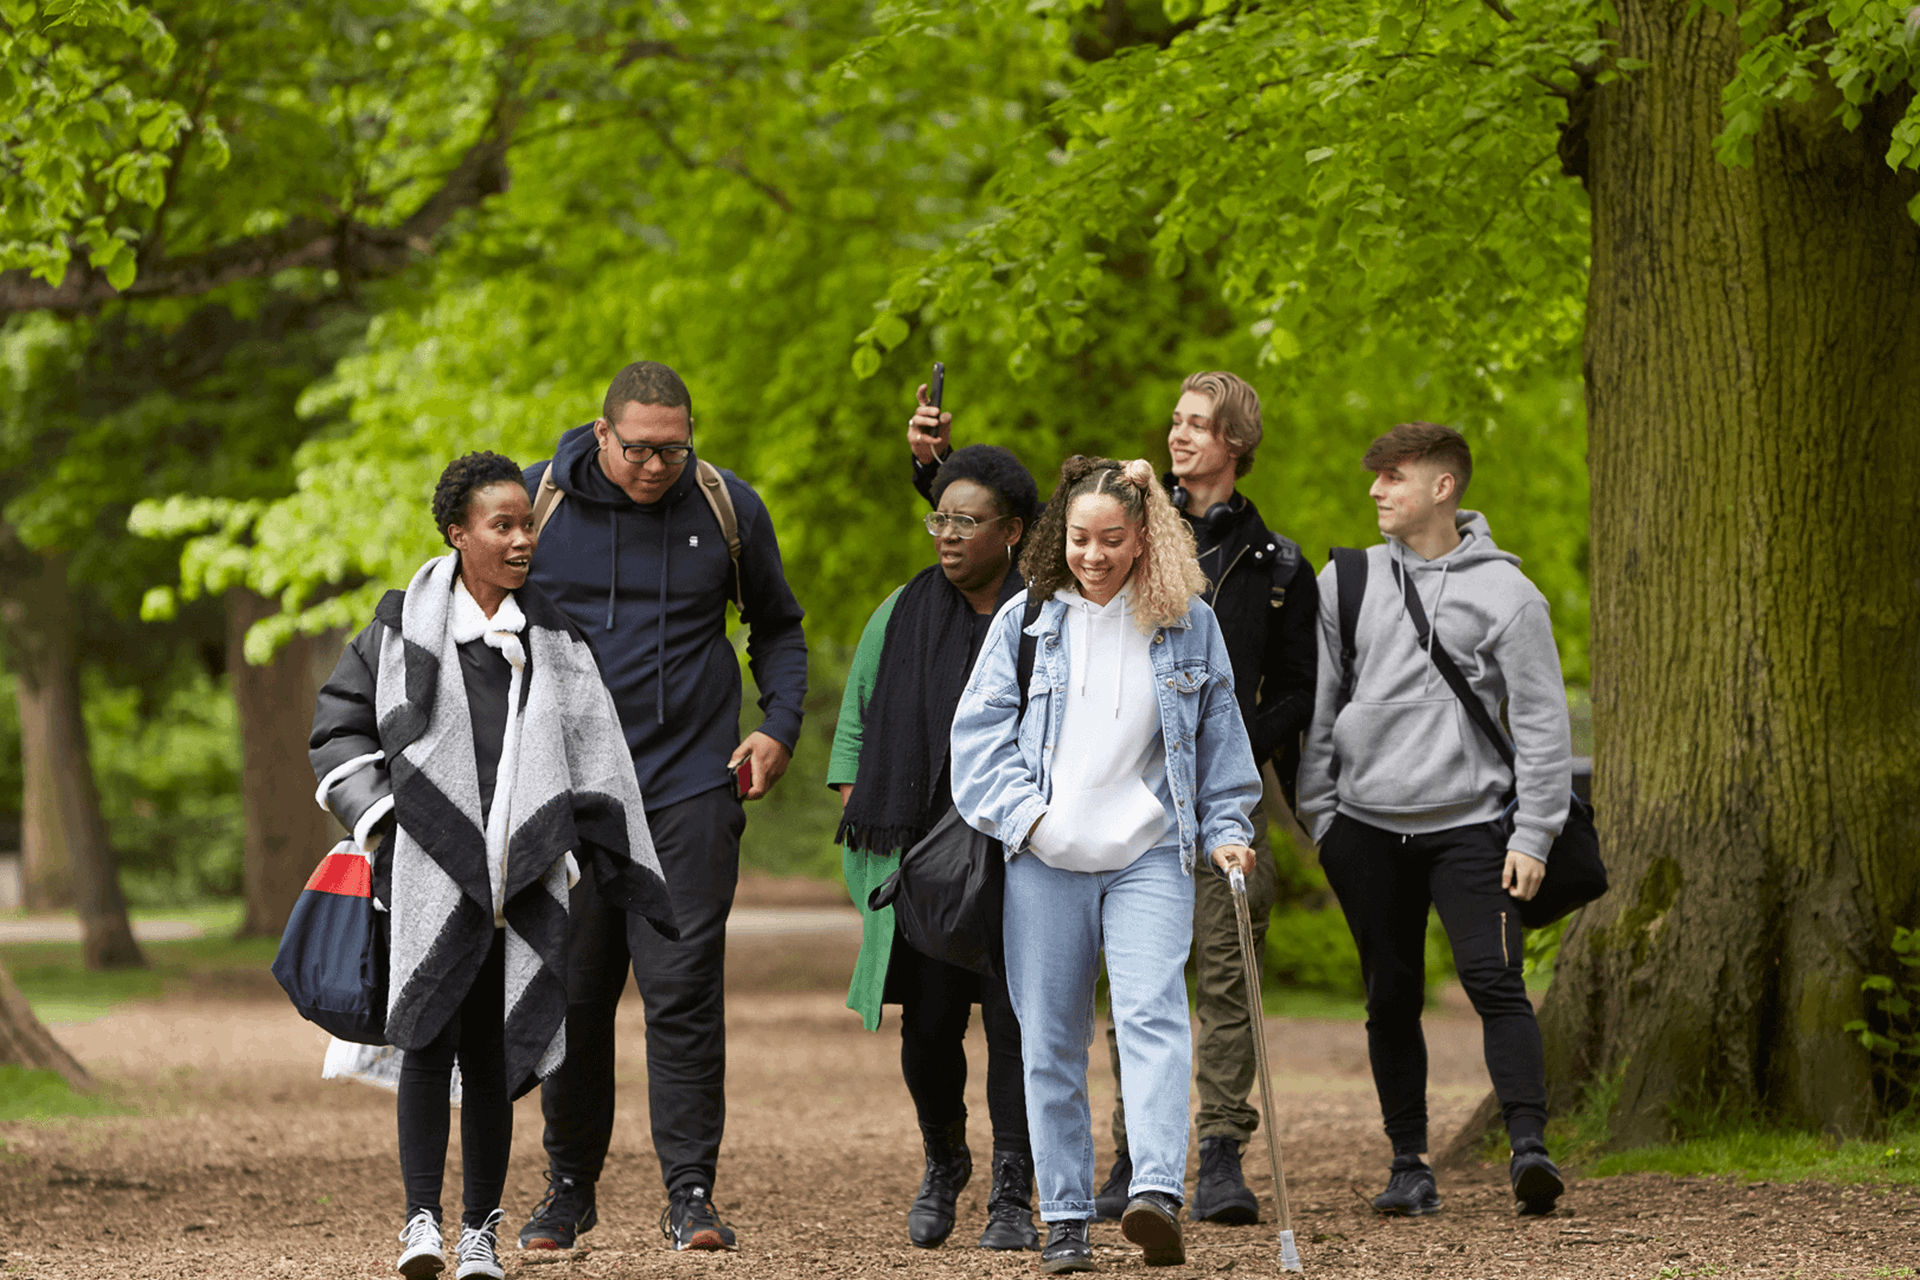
[{"x1": 1368, "y1": 475, "x2": 1387, "y2": 500}]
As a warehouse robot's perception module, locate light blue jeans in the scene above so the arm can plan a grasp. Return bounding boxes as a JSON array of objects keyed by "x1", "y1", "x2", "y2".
[{"x1": 1002, "y1": 847, "x2": 1195, "y2": 1221}]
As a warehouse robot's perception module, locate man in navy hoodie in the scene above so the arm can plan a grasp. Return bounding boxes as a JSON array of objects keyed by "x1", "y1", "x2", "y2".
[{"x1": 516, "y1": 360, "x2": 808, "y2": 1253}]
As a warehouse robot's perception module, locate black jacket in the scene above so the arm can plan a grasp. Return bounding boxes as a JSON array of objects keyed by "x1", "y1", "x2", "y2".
[
  {"x1": 526, "y1": 426, "x2": 809, "y2": 811},
  {"x1": 913, "y1": 455, "x2": 1318, "y2": 801}
]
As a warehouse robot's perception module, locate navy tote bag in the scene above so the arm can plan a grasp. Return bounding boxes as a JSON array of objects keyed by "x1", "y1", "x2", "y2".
[{"x1": 271, "y1": 841, "x2": 389, "y2": 1044}]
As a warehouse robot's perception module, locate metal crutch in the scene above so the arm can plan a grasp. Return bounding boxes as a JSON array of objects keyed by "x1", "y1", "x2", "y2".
[{"x1": 1229, "y1": 866, "x2": 1303, "y2": 1271}]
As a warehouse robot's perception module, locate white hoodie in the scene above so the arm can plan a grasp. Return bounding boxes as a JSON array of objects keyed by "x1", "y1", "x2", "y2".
[{"x1": 1027, "y1": 586, "x2": 1175, "y2": 873}]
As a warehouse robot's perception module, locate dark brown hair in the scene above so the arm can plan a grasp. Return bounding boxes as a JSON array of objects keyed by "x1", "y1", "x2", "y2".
[{"x1": 1362, "y1": 421, "x2": 1472, "y2": 501}]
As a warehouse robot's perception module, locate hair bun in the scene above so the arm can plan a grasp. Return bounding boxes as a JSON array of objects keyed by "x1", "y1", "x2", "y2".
[{"x1": 1123, "y1": 459, "x2": 1155, "y2": 488}]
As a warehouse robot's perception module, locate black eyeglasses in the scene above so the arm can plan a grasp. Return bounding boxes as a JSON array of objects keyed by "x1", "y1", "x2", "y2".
[
  {"x1": 924, "y1": 512, "x2": 1008, "y2": 539},
  {"x1": 607, "y1": 423, "x2": 693, "y2": 465}
]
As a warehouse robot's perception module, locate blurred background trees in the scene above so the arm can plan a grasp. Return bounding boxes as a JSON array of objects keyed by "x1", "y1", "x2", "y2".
[{"x1": 4, "y1": 0, "x2": 1916, "y2": 1138}]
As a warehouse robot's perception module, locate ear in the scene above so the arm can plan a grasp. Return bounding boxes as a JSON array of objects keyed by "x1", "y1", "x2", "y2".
[
  {"x1": 1006, "y1": 517, "x2": 1025, "y2": 549},
  {"x1": 1432, "y1": 467, "x2": 1458, "y2": 505},
  {"x1": 446, "y1": 520, "x2": 470, "y2": 552},
  {"x1": 592, "y1": 417, "x2": 611, "y2": 447}
]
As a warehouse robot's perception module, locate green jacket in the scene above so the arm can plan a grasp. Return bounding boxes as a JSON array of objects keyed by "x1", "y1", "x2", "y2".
[{"x1": 827, "y1": 587, "x2": 903, "y2": 1030}]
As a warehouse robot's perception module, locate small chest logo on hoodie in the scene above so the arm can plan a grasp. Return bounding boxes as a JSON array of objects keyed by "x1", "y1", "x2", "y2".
[{"x1": 688, "y1": 536, "x2": 700, "y2": 547}]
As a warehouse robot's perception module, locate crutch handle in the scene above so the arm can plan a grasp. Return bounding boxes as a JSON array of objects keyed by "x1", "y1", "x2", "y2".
[{"x1": 1229, "y1": 866, "x2": 1247, "y2": 894}]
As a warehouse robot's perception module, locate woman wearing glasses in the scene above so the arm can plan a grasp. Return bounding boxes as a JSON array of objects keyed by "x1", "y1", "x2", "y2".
[{"x1": 830, "y1": 444, "x2": 1042, "y2": 1252}]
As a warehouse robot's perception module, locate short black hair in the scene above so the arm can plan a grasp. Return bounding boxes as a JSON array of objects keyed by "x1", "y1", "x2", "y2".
[
  {"x1": 433, "y1": 451, "x2": 524, "y2": 547},
  {"x1": 931, "y1": 445, "x2": 1041, "y2": 546},
  {"x1": 603, "y1": 360, "x2": 693, "y2": 426}
]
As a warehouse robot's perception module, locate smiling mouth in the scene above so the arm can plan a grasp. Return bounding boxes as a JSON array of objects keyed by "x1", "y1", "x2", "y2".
[{"x1": 505, "y1": 556, "x2": 531, "y2": 570}]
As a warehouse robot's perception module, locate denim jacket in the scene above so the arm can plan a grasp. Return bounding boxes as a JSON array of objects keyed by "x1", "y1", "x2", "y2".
[{"x1": 949, "y1": 590, "x2": 1261, "y2": 876}]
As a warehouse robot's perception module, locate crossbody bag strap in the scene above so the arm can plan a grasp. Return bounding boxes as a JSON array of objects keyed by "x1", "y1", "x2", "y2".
[{"x1": 1391, "y1": 560, "x2": 1518, "y2": 772}]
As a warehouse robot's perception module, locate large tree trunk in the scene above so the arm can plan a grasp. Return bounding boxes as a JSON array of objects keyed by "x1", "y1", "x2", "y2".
[
  {"x1": 229, "y1": 589, "x2": 338, "y2": 938},
  {"x1": 0, "y1": 535, "x2": 145, "y2": 970},
  {"x1": 1537, "y1": 3, "x2": 1920, "y2": 1142},
  {"x1": 0, "y1": 958, "x2": 92, "y2": 1090}
]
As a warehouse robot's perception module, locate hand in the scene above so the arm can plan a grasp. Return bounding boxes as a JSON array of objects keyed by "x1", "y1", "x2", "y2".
[
  {"x1": 1503, "y1": 851, "x2": 1545, "y2": 900},
  {"x1": 908, "y1": 383, "x2": 953, "y2": 465},
  {"x1": 728, "y1": 731, "x2": 793, "y2": 801},
  {"x1": 1211, "y1": 844, "x2": 1256, "y2": 877},
  {"x1": 837, "y1": 784, "x2": 853, "y2": 809}
]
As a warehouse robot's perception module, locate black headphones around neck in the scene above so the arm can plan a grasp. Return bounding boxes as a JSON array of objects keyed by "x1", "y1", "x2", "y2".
[{"x1": 1170, "y1": 484, "x2": 1238, "y2": 532}]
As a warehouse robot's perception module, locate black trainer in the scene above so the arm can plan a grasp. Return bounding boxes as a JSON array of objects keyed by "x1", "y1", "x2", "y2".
[
  {"x1": 1371, "y1": 1154, "x2": 1442, "y2": 1216},
  {"x1": 1120, "y1": 1190, "x2": 1184, "y2": 1267},
  {"x1": 977, "y1": 1149, "x2": 1039, "y2": 1250},
  {"x1": 660, "y1": 1185, "x2": 736, "y2": 1251},
  {"x1": 1190, "y1": 1135, "x2": 1260, "y2": 1225},
  {"x1": 517, "y1": 1174, "x2": 596, "y2": 1250},
  {"x1": 1510, "y1": 1142, "x2": 1564, "y2": 1216},
  {"x1": 906, "y1": 1118, "x2": 972, "y2": 1248},
  {"x1": 1092, "y1": 1148, "x2": 1132, "y2": 1221},
  {"x1": 1039, "y1": 1219, "x2": 1096, "y2": 1274}
]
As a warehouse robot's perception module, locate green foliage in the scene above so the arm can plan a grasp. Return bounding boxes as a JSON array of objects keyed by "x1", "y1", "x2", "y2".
[
  {"x1": 1584, "y1": 1121, "x2": 1920, "y2": 1185},
  {"x1": 1264, "y1": 904, "x2": 1364, "y2": 997},
  {"x1": 1845, "y1": 925, "x2": 1920, "y2": 1115},
  {"x1": 0, "y1": 0, "x2": 187, "y2": 287},
  {"x1": 0, "y1": 1066, "x2": 128, "y2": 1121},
  {"x1": 737, "y1": 640, "x2": 853, "y2": 882},
  {"x1": 82, "y1": 665, "x2": 242, "y2": 906}
]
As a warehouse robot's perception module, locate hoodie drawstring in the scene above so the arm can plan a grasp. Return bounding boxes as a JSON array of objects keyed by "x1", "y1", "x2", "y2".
[{"x1": 1114, "y1": 594, "x2": 1127, "y2": 718}]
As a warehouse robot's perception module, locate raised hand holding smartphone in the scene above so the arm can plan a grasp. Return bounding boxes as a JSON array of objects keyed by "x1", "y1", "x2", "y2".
[{"x1": 907, "y1": 363, "x2": 953, "y2": 464}]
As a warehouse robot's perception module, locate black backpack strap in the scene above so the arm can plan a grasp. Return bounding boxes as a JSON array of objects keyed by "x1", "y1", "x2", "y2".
[
  {"x1": 1390, "y1": 560, "x2": 1518, "y2": 771},
  {"x1": 1266, "y1": 534, "x2": 1300, "y2": 609},
  {"x1": 1014, "y1": 593, "x2": 1043, "y2": 721},
  {"x1": 1329, "y1": 547, "x2": 1367, "y2": 712}
]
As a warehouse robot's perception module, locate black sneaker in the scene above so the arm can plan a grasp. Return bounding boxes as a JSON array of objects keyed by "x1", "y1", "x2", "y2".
[
  {"x1": 1190, "y1": 1135, "x2": 1260, "y2": 1225},
  {"x1": 1092, "y1": 1149, "x2": 1132, "y2": 1221},
  {"x1": 517, "y1": 1173, "x2": 596, "y2": 1250},
  {"x1": 1510, "y1": 1143, "x2": 1564, "y2": 1216},
  {"x1": 660, "y1": 1185, "x2": 737, "y2": 1251},
  {"x1": 1120, "y1": 1190, "x2": 1184, "y2": 1267},
  {"x1": 1039, "y1": 1219, "x2": 1096, "y2": 1274},
  {"x1": 1371, "y1": 1155, "x2": 1442, "y2": 1216}
]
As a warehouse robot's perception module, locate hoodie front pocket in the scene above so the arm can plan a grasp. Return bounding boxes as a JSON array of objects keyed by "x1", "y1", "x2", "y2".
[{"x1": 1331, "y1": 697, "x2": 1479, "y2": 811}]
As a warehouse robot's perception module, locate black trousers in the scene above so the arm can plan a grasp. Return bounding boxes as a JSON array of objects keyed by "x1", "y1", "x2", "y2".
[
  {"x1": 400, "y1": 929, "x2": 511, "y2": 1226},
  {"x1": 539, "y1": 786, "x2": 744, "y2": 1194},
  {"x1": 1318, "y1": 813, "x2": 1548, "y2": 1156},
  {"x1": 890, "y1": 939, "x2": 1031, "y2": 1156}
]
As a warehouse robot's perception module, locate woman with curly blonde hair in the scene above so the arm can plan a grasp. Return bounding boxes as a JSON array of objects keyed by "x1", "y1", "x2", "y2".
[{"x1": 949, "y1": 456, "x2": 1263, "y2": 1274}]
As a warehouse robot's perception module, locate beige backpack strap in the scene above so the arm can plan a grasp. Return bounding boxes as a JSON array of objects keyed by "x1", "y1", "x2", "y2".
[
  {"x1": 695, "y1": 459, "x2": 745, "y2": 612},
  {"x1": 531, "y1": 467, "x2": 565, "y2": 537}
]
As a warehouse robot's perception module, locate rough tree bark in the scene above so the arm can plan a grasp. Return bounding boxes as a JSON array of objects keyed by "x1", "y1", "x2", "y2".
[
  {"x1": 0, "y1": 958, "x2": 92, "y2": 1090},
  {"x1": 1534, "y1": 2, "x2": 1920, "y2": 1142},
  {"x1": 0, "y1": 534, "x2": 146, "y2": 971},
  {"x1": 229, "y1": 590, "x2": 338, "y2": 938}
]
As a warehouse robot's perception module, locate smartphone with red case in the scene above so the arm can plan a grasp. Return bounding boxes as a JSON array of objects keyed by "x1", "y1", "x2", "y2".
[{"x1": 730, "y1": 758, "x2": 753, "y2": 800}]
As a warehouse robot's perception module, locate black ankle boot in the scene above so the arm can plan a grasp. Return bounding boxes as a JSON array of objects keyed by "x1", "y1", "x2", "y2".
[
  {"x1": 907, "y1": 1118, "x2": 973, "y2": 1248},
  {"x1": 977, "y1": 1150, "x2": 1039, "y2": 1250}
]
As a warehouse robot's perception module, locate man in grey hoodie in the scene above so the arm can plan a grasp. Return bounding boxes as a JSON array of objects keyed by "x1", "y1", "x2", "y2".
[{"x1": 1298, "y1": 421, "x2": 1570, "y2": 1218}]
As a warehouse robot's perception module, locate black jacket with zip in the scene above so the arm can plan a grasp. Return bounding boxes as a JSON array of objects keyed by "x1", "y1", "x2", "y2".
[
  {"x1": 527, "y1": 425, "x2": 808, "y2": 812},
  {"x1": 913, "y1": 455, "x2": 1317, "y2": 801}
]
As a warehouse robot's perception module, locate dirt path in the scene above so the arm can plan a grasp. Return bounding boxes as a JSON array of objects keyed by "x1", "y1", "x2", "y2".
[{"x1": 2, "y1": 933, "x2": 1913, "y2": 1278}]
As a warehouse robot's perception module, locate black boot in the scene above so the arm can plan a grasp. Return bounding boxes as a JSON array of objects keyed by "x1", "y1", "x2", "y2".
[
  {"x1": 977, "y1": 1150, "x2": 1039, "y2": 1250},
  {"x1": 907, "y1": 1118, "x2": 972, "y2": 1248},
  {"x1": 1191, "y1": 1135, "x2": 1260, "y2": 1225},
  {"x1": 1092, "y1": 1148, "x2": 1132, "y2": 1221}
]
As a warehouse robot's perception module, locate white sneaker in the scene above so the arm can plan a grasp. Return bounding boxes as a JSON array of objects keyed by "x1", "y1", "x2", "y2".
[
  {"x1": 456, "y1": 1209, "x2": 506, "y2": 1280},
  {"x1": 396, "y1": 1209, "x2": 445, "y2": 1277}
]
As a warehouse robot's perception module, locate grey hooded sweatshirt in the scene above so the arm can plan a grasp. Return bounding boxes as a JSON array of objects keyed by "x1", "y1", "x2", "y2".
[{"x1": 1296, "y1": 510, "x2": 1572, "y2": 861}]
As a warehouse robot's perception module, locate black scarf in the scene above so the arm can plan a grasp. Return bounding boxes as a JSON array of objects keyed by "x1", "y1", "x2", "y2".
[{"x1": 837, "y1": 566, "x2": 1024, "y2": 855}]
